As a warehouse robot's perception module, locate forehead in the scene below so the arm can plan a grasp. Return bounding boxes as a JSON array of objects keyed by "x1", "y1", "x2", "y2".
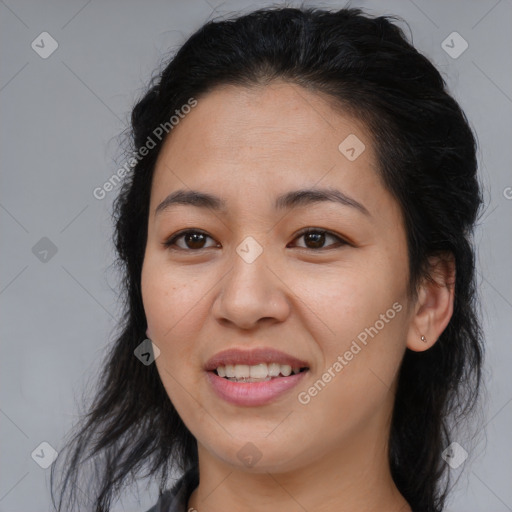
[
  {"x1": 159, "y1": 81, "x2": 371, "y2": 160},
  {"x1": 150, "y1": 81, "x2": 393, "y2": 219}
]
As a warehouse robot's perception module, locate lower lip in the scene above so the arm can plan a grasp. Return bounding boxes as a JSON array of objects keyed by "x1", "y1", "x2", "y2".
[{"x1": 205, "y1": 370, "x2": 308, "y2": 407}]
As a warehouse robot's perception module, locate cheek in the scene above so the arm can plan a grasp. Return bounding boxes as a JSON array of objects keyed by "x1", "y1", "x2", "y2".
[
  {"x1": 141, "y1": 259, "x2": 209, "y2": 414},
  {"x1": 294, "y1": 308, "x2": 408, "y2": 453},
  {"x1": 141, "y1": 257, "x2": 207, "y2": 341},
  {"x1": 141, "y1": 263, "x2": 204, "y2": 400},
  {"x1": 298, "y1": 261, "x2": 409, "y2": 410},
  {"x1": 298, "y1": 263, "x2": 405, "y2": 344}
]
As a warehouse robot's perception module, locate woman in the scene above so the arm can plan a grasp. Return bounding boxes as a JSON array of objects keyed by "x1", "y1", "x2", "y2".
[{"x1": 51, "y1": 6, "x2": 484, "y2": 512}]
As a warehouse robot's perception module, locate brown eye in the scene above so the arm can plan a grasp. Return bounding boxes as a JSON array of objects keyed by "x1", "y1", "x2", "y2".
[
  {"x1": 164, "y1": 228, "x2": 348, "y2": 252},
  {"x1": 291, "y1": 229, "x2": 347, "y2": 250},
  {"x1": 183, "y1": 232, "x2": 208, "y2": 249},
  {"x1": 303, "y1": 231, "x2": 326, "y2": 249},
  {"x1": 164, "y1": 230, "x2": 217, "y2": 250}
]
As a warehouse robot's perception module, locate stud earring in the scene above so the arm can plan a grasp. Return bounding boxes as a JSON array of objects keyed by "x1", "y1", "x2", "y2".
[{"x1": 421, "y1": 335, "x2": 427, "y2": 343}]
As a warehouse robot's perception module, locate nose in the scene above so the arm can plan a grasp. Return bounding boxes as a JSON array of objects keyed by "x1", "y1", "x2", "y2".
[{"x1": 211, "y1": 247, "x2": 291, "y2": 330}]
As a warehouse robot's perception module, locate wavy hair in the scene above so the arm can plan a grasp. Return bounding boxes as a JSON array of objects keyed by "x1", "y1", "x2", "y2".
[{"x1": 51, "y1": 6, "x2": 484, "y2": 512}]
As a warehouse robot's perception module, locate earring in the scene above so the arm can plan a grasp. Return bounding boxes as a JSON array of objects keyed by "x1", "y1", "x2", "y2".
[{"x1": 421, "y1": 335, "x2": 427, "y2": 343}]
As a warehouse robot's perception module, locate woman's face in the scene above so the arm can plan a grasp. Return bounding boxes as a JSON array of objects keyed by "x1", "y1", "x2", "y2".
[{"x1": 141, "y1": 82, "x2": 414, "y2": 473}]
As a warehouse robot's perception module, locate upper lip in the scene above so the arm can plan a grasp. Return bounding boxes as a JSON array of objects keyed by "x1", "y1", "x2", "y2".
[{"x1": 204, "y1": 347, "x2": 310, "y2": 371}]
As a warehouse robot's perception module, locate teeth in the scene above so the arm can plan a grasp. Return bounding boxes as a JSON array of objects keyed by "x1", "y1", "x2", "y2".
[
  {"x1": 249, "y1": 363, "x2": 268, "y2": 379},
  {"x1": 214, "y1": 363, "x2": 305, "y2": 380},
  {"x1": 268, "y1": 363, "x2": 280, "y2": 377}
]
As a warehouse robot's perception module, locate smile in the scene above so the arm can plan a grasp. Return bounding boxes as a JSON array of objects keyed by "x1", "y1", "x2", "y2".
[{"x1": 206, "y1": 367, "x2": 309, "y2": 407}]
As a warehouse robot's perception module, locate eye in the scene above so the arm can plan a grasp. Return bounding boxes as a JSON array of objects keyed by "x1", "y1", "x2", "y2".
[
  {"x1": 163, "y1": 229, "x2": 218, "y2": 251},
  {"x1": 163, "y1": 228, "x2": 348, "y2": 251},
  {"x1": 289, "y1": 228, "x2": 348, "y2": 250}
]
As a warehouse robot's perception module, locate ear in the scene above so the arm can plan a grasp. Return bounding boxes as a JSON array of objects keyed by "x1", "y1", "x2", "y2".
[{"x1": 406, "y1": 253, "x2": 455, "y2": 352}]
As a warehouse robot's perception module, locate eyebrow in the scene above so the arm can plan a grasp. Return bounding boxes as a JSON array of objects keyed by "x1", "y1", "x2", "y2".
[{"x1": 155, "y1": 187, "x2": 370, "y2": 216}]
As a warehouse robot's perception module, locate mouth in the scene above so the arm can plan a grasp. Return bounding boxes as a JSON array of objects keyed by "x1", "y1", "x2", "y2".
[
  {"x1": 211, "y1": 363, "x2": 309, "y2": 383},
  {"x1": 204, "y1": 347, "x2": 310, "y2": 406}
]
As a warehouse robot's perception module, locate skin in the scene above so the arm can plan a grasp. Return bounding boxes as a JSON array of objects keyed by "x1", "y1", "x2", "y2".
[{"x1": 141, "y1": 81, "x2": 454, "y2": 512}]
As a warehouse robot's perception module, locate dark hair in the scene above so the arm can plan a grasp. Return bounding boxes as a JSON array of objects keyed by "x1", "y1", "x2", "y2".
[{"x1": 51, "y1": 6, "x2": 484, "y2": 512}]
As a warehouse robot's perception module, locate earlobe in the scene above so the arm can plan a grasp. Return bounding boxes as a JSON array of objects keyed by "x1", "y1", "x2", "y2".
[{"x1": 406, "y1": 254, "x2": 455, "y2": 352}]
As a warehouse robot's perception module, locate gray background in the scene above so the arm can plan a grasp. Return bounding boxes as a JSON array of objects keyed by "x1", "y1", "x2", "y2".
[{"x1": 1, "y1": 0, "x2": 511, "y2": 511}]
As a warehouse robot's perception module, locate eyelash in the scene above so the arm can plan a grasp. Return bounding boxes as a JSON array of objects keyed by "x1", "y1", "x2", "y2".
[{"x1": 162, "y1": 228, "x2": 349, "y2": 252}]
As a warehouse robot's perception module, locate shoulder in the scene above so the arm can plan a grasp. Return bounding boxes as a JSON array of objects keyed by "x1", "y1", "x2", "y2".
[{"x1": 143, "y1": 466, "x2": 199, "y2": 512}]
